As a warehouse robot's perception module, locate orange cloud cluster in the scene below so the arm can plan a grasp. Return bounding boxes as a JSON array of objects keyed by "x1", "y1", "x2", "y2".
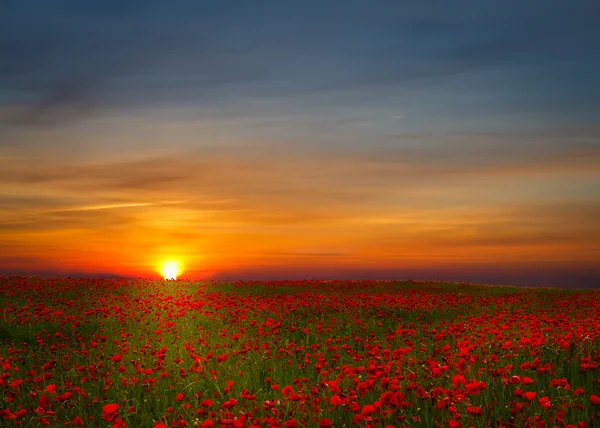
[{"x1": 1, "y1": 120, "x2": 599, "y2": 283}]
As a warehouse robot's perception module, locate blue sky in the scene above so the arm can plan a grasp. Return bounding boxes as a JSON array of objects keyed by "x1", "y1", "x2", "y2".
[{"x1": 2, "y1": 0, "x2": 599, "y2": 128}]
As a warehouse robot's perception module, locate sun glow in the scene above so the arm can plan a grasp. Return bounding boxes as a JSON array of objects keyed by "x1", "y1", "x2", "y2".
[{"x1": 161, "y1": 260, "x2": 181, "y2": 280}]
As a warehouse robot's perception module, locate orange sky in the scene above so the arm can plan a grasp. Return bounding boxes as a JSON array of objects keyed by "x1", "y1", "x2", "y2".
[{"x1": 1, "y1": 117, "x2": 599, "y2": 285}]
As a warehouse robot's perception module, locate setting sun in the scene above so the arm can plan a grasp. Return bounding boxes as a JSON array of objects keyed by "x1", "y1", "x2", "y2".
[{"x1": 161, "y1": 261, "x2": 181, "y2": 280}]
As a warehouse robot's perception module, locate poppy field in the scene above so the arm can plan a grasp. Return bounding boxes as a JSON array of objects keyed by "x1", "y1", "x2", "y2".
[{"x1": 0, "y1": 277, "x2": 599, "y2": 428}]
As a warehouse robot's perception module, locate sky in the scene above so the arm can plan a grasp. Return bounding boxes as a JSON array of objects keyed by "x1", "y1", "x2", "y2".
[{"x1": 1, "y1": 1, "x2": 599, "y2": 287}]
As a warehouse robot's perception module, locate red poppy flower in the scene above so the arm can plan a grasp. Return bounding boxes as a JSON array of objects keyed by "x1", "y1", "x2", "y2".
[
  {"x1": 361, "y1": 404, "x2": 377, "y2": 416},
  {"x1": 220, "y1": 398, "x2": 237, "y2": 409},
  {"x1": 102, "y1": 403, "x2": 119, "y2": 421},
  {"x1": 538, "y1": 396, "x2": 551, "y2": 408},
  {"x1": 330, "y1": 395, "x2": 343, "y2": 406}
]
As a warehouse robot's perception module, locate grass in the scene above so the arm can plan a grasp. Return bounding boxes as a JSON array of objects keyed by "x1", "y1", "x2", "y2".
[{"x1": 0, "y1": 277, "x2": 598, "y2": 427}]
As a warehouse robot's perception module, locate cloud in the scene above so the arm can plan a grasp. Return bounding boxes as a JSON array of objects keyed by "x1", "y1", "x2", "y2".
[
  {"x1": 0, "y1": 128, "x2": 598, "y2": 262},
  {"x1": 44, "y1": 201, "x2": 187, "y2": 212},
  {"x1": 1, "y1": 1, "x2": 599, "y2": 284},
  {"x1": 1, "y1": 127, "x2": 598, "y2": 215},
  {"x1": 0, "y1": 147, "x2": 598, "y2": 283},
  {"x1": 1, "y1": 0, "x2": 598, "y2": 126}
]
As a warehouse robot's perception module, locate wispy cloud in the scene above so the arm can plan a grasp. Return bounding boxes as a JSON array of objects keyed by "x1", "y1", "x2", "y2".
[
  {"x1": 1, "y1": 1, "x2": 598, "y2": 126},
  {"x1": 1, "y1": 124, "x2": 598, "y2": 280},
  {"x1": 42, "y1": 200, "x2": 188, "y2": 213}
]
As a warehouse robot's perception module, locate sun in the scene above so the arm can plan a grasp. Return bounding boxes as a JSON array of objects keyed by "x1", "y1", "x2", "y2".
[{"x1": 161, "y1": 260, "x2": 181, "y2": 280}]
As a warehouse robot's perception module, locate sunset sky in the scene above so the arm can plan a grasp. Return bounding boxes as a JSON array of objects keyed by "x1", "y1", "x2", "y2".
[{"x1": 1, "y1": 1, "x2": 599, "y2": 287}]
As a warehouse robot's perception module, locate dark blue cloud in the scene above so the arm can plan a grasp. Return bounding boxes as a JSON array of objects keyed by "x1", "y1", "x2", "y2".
[{"x1": 1, "y1": 0, "x2": 599, "y2": 126}]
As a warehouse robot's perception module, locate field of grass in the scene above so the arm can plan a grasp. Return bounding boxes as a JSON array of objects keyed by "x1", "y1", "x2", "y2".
[{"x1": 0, "y1": 277, "x2": 599, "y2": 427}]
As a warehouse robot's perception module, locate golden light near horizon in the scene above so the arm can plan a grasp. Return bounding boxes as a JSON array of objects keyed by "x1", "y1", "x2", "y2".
[{"x1": 161, "y1": 260, "x2": 181, "y2": 280}]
